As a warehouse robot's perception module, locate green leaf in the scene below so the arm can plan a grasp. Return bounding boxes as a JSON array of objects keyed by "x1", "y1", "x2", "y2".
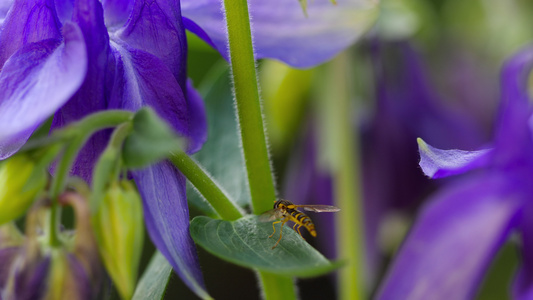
[
  {"x1": 190, "y1": 215, "x2": 343, "y2": 277},
  {"x1": 188, "y1": 63, "x2": 251, "y2": 213},
  {"x1": 132, "y1": 251, "x2": 172, "y2": 300},
  {"x1": 122, "y1": 108, "x2": 183, "y2": 169}
]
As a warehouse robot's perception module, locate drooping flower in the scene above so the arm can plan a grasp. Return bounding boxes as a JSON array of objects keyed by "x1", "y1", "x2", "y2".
[
  {"x1": 0, "y1": 0, "x2": 208, "y2": 297},
  {"x1": 376, "y1": 46, "x2": 533, "y2": 299}
]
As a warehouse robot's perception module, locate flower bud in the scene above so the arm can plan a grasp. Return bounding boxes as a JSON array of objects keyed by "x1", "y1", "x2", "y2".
[
  {"x1": 92, "y1": 180, "x2": 144, "y2": 300},
  {"x1": 0, "y1": 154, "x2": 46, "y2": 225}
]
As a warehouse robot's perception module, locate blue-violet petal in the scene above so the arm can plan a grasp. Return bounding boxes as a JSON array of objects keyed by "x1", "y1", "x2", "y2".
[
  {"x1": 377, "y1": 175, "x2": 522, "y2": 300},
  {"x1": 132, "y1": 161, "x2": 210, "y2": 299},
  {"x1": 0, "y1": 23, "x2": 87, "y2": 159},
  {"x1": 417, "y1": 138, "x2": 492, "y2": 179},
  {"x1": 181, "y1": 0, "x2": 379, "y2": 68}
]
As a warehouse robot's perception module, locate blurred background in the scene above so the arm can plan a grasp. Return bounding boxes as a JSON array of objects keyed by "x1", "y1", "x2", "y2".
[{"x1": 149, "y1": 0, "x2": 533, "y2": 298}]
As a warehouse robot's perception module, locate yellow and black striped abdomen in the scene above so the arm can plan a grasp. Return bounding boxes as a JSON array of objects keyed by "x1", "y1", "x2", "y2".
[{"x1": 288, "y1": 210, "x2": 317, "y2": 237}]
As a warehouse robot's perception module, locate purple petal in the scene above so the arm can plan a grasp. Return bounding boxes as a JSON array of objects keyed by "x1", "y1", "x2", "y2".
[
  {"x1": 102, "y1": 0, "x2": 133, "y2": 29},
  {"x1": 0, "y1": 23, "x2": 87, "y2": 159},
  {"x1": 108, "y1": 45, "x2": 207, "y2": 153},
  {"x1": 0, "y1": 0, "x2": 61, "y2": 67},
  {"x1": 131, "y1": 161, "x2": 209, "y2": 299},
  {"x1": 492, "y1": 47, "x2": 533, "y2": 166},
  {"x1": 499, "y1": 46, "x2": 533, "y2": 110},
  {"x1": 514, "y1": 268, "x2": 533, "y2": 300},
  {"x1": 12, "y1": 256, "x2": 50, "y2": 300},
  {"x1": 116, "y1": 0, "x2": 187, "y2": 87},
  {"x1": 52, "y1": 0, "x2": 114, "y2": 181},
  {"x1": 54, "y1": 0, "x2": 74, "y2": 24},
  {"x1": 181, "y1": 0, "x2": 379, "y2": 68},
  {"x1": 417, "y1": 138, "x2": 492, "y2": 179},
  {"x1": 108, "y1": 45, "x2": 188, "y2": 139},
  {"x1": 185, "y1": 80, "x2": 207, "y2": 154},
  {"x1": 182, "y1": 17, "x2": 218, "y2": 51},
  {"x1": 0, "y1": 247, "x2": 18, "y2": 288},
  {"x1": 376, "y1": 175, "x2": 522, "y2": 300},
  {"x1": 512, "y1": 200, "x2": 533, "y2": 299},
  {"x1": 0, "y1": 0, "x2": 13, "y2": 24},
  {"x1": 65, "y1": 254, "x2": 94, "y2": 300}
]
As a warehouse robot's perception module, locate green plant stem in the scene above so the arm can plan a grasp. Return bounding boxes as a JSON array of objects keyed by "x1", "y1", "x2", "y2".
[
  {"x1": 47, "y1": 110, "x2": 134, "y2": 246},
  {"x1": 169, "y1": 151, "x2": 244, "y2": 221},
  {"x1": 222, "y1": 0, "x2": 276, "y2": 214},
  {"x1": 221, "y1": 1, "x2": 294, "y2": 299},
  {"x1": 257, "y1": 272, "x2": 297, "y2": 300},
  {"x1": 316, "y1": 53, "x2": 365, "y2": 300},
  {"x1": 23, "y1": 110, "x2": 134, "y2": 152},
  {"x1": 90, "y1": 122, "x2": 133, "y2": 212},
  {"x1": 48, "y1": 137, "x2": 85, "y2": 246}
]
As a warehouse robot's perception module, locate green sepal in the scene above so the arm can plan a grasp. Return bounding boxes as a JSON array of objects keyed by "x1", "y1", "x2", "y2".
[
  {"x1": 90, "y1": 139, "x2": 121, "y2": 212},
  {"x1": 92, "y1": 180, "x2": 144, "y2": 300},
  {"x1": 298, "y1": 0, "x2": 308, "y2": 17},
  {"x1": 190, "y1": 216, "x2": 343, "y2": 277},
  {"x1": 0, "y1": 222, "x2": 24, "y2": 248},
  {"x1": 0, "y1": 154, "x2": 47, "y2": 225},
  {"x1": 47, "y1": 248, "x2": 88, "y2": 300},
  {"x1": 122, "y1": 108, "x2": 183, "y2": 169}
]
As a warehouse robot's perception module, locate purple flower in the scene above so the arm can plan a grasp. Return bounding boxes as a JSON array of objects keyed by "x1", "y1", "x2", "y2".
[
  {"x1": 0, "y1": 0, "x2": 378, "y2": 297},
  {"x1": 376, "y1": 47, "x2": 533, "y2": 299},
  {"x1": 0, "y1": 0, "x2": 208, "y2": 297},
  {"x1": 181, "y1": 0, "x2": 380, "y2": 68}
]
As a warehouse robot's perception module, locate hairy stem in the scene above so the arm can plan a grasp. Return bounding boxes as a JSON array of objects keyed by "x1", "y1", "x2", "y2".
[
  {"x1": 170, "y1": 151, "x2": 244, "y2": 221},
  {"x1": 221, "y1": 0, "x2": 295, "y2": 299}
]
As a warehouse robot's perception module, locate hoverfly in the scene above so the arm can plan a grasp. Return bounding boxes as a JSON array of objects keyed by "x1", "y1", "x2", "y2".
[{"x1": 259, "y1": 199, "x2": 340, "y2": 249}]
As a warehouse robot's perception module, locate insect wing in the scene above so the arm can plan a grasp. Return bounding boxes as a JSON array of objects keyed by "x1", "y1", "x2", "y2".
[
  {"x1": 296, "y1": 205, "x2": 341, "y2": 213},
  {"x1": 258, "y1": 209, "x2": 279, "y2": 222}
]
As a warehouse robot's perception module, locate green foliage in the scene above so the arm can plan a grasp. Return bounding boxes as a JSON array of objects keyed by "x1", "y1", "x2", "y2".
[
  {"x1": 188, "y1": 64, "x2": 251, "y2": 213},
  {"x1": 190, "y1": 215, "x2": 343, "y2": 277},
  {"x1": 122, "y1": 108, "x2": 183, "y2": 169},
  {"x1": 132, "y1": 252, "x2": 173, "y2": 300}
]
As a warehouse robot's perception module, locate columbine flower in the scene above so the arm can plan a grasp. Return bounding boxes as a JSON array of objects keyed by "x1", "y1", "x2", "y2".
[
  {"x1": 0, "y1": 0, "x2": 379, "y2": 297},
  {"x1": 0, "y1": 0, "x2": 208, "y2": 297},
  {"x1": 377, "y1": 47, "x2": 533, "y2": 299}
]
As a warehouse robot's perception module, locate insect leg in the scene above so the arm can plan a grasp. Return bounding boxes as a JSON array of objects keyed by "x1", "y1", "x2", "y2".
[
  {"x1": 296, "y1": 224, "x2": 305, "y2": 240},
  {"x1": 269, "y1": 220, "x2": 282, "y2": 238},
  {"x1": 272, "y1": 217, "x2": 289, "y2": 249}
]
